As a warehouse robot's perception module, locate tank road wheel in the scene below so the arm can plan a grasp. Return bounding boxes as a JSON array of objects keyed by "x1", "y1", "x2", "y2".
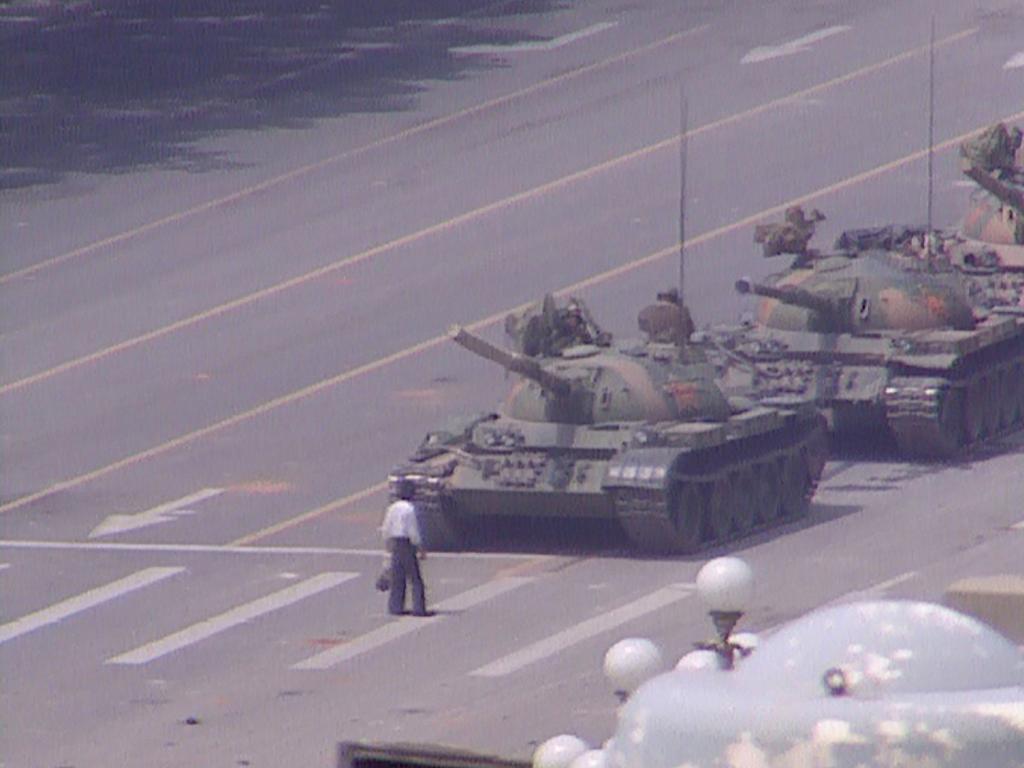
[
  {"x1": 667, "y1": 482, "x2": 705, "y2": 554},
  {"x1": 931, "y1": 387, "x2": 966, "y2": 458},
  {"x1": 705, "y1": 478, "x2": 735, "y2": 543},
  {"x1": 997, "y1": 367, "x2": 1016, "y2": 432},
  {"x1": 985, "y1": 375, "x2": 1002, "y2": 435},
  {"x1": 779, "y1": 451, "x2": 810, "y2": 520},
  {"x1": 965, "y1": 375, "x2": 994, "y2": 444},
  {"x1": 616, "y1": 484, "x2": 705, "y2": 554},
  {"x1": 754, "y1": 460, "x2": 783, "y2": 524},
  {"x1": 418, "y1": 499, "x2": 465, "y2": 551},
  {"x1": 804, "y1": 427, "x2": 829, "y2": 489},
  {"x1": 730, "y1": 467, "x2": 758, "y2": 536},
  {"x1": 1012, "y1": 362, "x2": 1024, "y2": 427}
]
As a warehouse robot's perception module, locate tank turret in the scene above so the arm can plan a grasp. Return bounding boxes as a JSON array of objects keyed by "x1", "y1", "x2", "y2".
[
  {"x1": 937, "y1": 123, "x2": 1024, "y2": 307},
  {"x1": 390, "y1": 298, "x2": 826, "y2": 554},
  {"x1": 961, "y1": 164, "x2": 1024, "y2": 246},
  {"x1": 449, "y1": 324, "x2": 734, "y2": 426},
  {"x1": 735, "y1": 256, "x2": 976, "y2": 334}
]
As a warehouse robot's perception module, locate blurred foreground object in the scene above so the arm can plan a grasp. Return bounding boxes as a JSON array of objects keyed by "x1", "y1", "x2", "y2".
[
  {"x1": 337, "y1": 742, "x2": 528, "y2": 768},
  {"x1": 546, "y1": 557, "x2": 1024, "y2": 767}
]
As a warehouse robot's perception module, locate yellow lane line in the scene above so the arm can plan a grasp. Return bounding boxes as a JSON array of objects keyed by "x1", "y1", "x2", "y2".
[
  {"x1": 228, "y1": 481, "x2": 389, "y2": 546},
  {"x1": 220, "y1": 105, "x2": 1024, "y2": 545},
  {"x1": 0, "y1": 307, "x2": 517, "y2": 516},
  {"x1": 0, "y1": 25, "x2": 709, "y2": 287},
  {"x1": 0, "y1": 26, "x2": 978, "y2": 397},
  {"x1": 6, "y1": 110, "x2": 1021, "y2": 518}
]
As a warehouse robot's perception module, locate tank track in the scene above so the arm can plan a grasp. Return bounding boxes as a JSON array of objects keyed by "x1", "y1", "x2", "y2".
[
  {"x1": 614, "y1": 416, "x2": 827, "y2": 555},
  {"x1": 885, "y1": 346, "x2": 1024, "y2": 458}
]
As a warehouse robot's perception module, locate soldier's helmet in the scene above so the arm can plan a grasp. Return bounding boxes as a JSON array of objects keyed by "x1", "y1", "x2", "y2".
[{"x1": 656, "y1": 287, "x2": 680, "y2": 305}]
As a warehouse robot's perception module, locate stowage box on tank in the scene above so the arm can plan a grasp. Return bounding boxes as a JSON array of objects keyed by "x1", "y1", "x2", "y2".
[
  {"x1": 703, "y1": 209, "x2": 1024, "y2": 458},
  {"x1": 389, "y1": 297, "x2": 826, "y2": 554}
]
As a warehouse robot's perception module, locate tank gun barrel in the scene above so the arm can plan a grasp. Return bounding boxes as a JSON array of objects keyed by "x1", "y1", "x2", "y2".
[
  {"x1": 735, "y1": 277, "x2": 836, "y2": 316},
  {"x1": 963, "y1": 164, "x2": 1024, "y2": 212},
  {"x1": 448, "y1": 325, "x2": 573, "y2": 398}
]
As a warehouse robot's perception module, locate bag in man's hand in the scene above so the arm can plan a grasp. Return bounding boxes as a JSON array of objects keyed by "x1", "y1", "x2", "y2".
[{"x1": 375, "y1": 568, "x2": 391, "y2": 592}]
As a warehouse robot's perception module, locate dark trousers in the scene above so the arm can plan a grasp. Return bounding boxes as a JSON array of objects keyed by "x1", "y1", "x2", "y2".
[{"x1": 388, "y1": 537, "x2": 426, "y2": 615}]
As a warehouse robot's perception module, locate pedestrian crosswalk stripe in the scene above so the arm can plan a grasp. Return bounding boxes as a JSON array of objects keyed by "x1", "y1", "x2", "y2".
[
  {"x1": 107, "y1": 572, "x2": 357, "y2": 665},
  {"x1": 0, "y1": 567, "x2": 185, "y2": 645},
  {"x1": 471, "y1": 583, "x2": 694, "y2": 677},
  {"x1": 292, "y1": 577, "x2": 533, "y2": 670}
]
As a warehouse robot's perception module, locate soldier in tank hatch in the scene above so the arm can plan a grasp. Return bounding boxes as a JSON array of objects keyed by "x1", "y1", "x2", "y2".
[{"x1": 637, "y1": 287, "x2": 695, "y2": 345}]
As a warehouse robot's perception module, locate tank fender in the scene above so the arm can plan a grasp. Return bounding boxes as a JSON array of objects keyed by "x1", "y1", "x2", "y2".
[{"x1": 603, "y1": 447, "x2": 683, "y2": 490}]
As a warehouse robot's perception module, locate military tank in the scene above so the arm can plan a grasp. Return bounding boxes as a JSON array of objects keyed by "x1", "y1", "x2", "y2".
[
  {"x1": 943, "y1": 122, "x2": 1024, "y2": 309},
  {"x1": 388, "y1": 297, "x2": 826, "y2": 554},
  {"x1": 837, "y1": 123, "x2": 1024, "y2": 311},
  {"x1": 701, "y1": 210, "x2": 1024, "y2": 458},
  {"x1": 533, "y1": 557, "x2": 1024, "y2": 768}
]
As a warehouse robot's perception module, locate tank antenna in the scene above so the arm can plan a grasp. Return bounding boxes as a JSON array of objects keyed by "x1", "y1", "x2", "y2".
[
  {"x1": 679, "y1": 88, "x2": 689, "y2": 302},
  {"x1": 926, "y1": 16, "x2": 936, "y2": 256}
]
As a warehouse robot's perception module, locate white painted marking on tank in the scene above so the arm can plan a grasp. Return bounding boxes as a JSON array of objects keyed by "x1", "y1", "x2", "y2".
[
  {"x1": 451, "y1": 22, "x2": 617, "y2": 55},
  {"x1": 0, "y1": 539, "x2": 553, "y2": 561},
  {"x1": 1005, "y1": 52, "x2": 1024, "y2": 69},
  {"x1": 89, "y1": 488, "x2": 224, "y2": 538},
  {"x1": 292, "y1": 577, "x2": 533, "y2": 670},
  {"x1": 471, "y1": 583, "x2": 695, "y2": 678},
  {"x1": 0, "y1": 567, "x2": 185, "y2": 645},
  {"x1": 108, "y1": 572, "x2": 357, "y2": 665},
  {"x1": 742, "y1": 26, "x2": 852, "y2": 64}
]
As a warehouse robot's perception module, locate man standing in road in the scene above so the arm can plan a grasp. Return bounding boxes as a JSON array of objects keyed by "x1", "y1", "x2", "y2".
[{"x1": 381, "y1": 481, "x2": 429, "y2": 616}]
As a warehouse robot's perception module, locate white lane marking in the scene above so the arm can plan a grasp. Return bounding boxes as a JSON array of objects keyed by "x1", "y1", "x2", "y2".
[
  {"x1": 0, "y1": 539, "x2": 551, "y2": 561},
  {"x1": 1010, "y1": 519, "x2": 1024, "y2": 530},
  {"x1": 0, "y1": 563, "x2": 9, "y2": 571},
  {"x1": 293, "y1": 577, "x2": 532, "y2": 670},
  {"x1": 89, "y1": 488, "x2": 224, "y2": 538},
  {"x1": 803, "y1": 571, "x2": 919, "y2": 617},
  {"x1": 452, "y1": 22, "x2": 617, "y2": 55},
  {"x1": 867, "y1": 571, "x2": 917, "y2": 593},
  {"x1": 0, "y1": 567, "x2": 185, "y2": 645},
  {"x1": 108, "y1": 572, "x2": 356, "y2": 665},
  {"x1": 742, "y1": 26, "x2": 851, "y2": 64},
  {"x1": 1005, "y1": 52, "x2": 1024, "y2": 69},
  {"x1": 754, "y1": 571, "x2": 922, "y2": 639},
  {"x1": 471, "y1": 582, "x2": 695, "y2": 678}
]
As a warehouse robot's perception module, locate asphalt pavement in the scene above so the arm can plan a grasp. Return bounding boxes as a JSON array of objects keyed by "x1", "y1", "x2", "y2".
[{"x1": 2, "y1": 1, "x2": 1023, "y2": 766}]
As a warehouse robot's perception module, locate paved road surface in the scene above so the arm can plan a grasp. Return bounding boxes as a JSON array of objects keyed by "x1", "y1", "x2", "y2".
[{"x1": 2, "y1": 1, "x2": 1023, "y2": 766}]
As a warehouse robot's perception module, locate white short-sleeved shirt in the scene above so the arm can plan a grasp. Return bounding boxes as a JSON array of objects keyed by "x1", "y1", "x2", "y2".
[{"x1": 381, "y1": 500, "x2": 421, "y2": 546}]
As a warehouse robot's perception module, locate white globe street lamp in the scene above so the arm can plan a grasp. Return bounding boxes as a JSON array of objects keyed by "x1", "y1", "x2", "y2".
[{"x1": 695, "y1": 557, "x2": 755, "y2": 669}]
